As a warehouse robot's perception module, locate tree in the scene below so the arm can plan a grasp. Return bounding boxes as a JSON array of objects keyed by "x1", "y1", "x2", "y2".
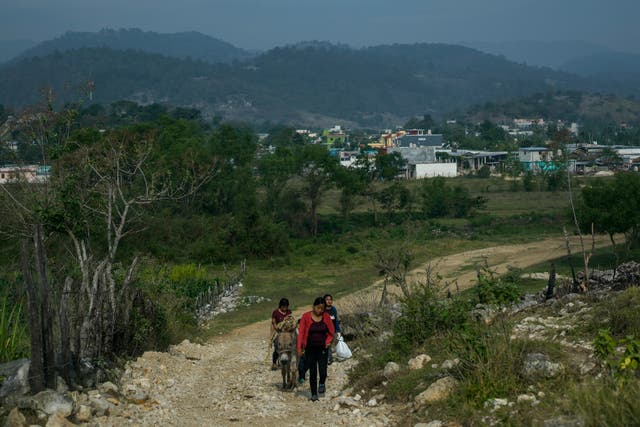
[
  {"x1": 0, "y1": 100, "x2": 76, "y2": 391},
  {"x1": 333, "y1": 166, "x2": 367, "y2": 220},
  {"x1": 598, "y1": 147, "x2": 623, "y2": 170},
  {"x1": 1, "y1": 103, "x2": 215, "y2": 389},
  {"x1": 375, "y1": 246, "x2": 413, "y2": 300},
  {"x1": 296, "y1": 145, "x2": 337, "y2": 236},
  {"x1": 419, "y1": 177, "x2": 485, "y2": 218},
  {"x1": 257, "y1": 146, "x2": 297, "y2": 216},
  {"x1": 579, "y1": 173, "x2": 640, "y2": 255},
  {"x1": 375, "y1": 151, "x2": 405, "y2": 181}
]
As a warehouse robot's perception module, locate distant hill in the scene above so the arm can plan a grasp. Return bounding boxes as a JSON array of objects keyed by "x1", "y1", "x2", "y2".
[
  {"x1": 560, "y1": 51, "x2": 640, "y2": 77},
  {"x1": 0, "y1": 42, "x2": 634, "y2": 127},
  {"x1": 462, "y1": 40, "x2": 612, "y2": 69},
  {"x1": 11, "y1": 28, "x2": 252, "y2": 64},
  {"x1": 464, "y1": 91, "x2": 640, "y2": 126},
  {"x1": 0, "y1": 39, "x2": 37, "y2": 63}
]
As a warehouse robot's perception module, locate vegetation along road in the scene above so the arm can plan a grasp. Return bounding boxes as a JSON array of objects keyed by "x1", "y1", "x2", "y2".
[{"x1": 95, "y1": 235, "x2": 613, "y2": 426}]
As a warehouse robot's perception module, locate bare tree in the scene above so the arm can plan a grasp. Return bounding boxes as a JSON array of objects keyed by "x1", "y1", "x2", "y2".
[
  {"x1": 1, "y1": 101, "x2": 217, "y2": 387},
  {"x1": 375, "y1": 246, "x2": 413, "y2": 299},
  {"x1": 567, "y1": 166, "x2": 593, "y2": 292}
]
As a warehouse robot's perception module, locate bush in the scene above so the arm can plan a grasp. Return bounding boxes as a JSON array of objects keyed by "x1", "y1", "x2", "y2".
[
  {"x1": 419, "y1": 177, "x2": 485, "y2": 218},
  {"x1": 393, "y1": 284, "x2": 472, "y2": 353},
  {"x1": 474, "y1": 268, "x2": 522, "y2": 306},
  {"x1": 454, "y1": 327, "x2": 529, "y2": 406},
  {"x1": 585, "y1": 287, "x2": 640, "y2": 341},
  {"x1": 167, "y1": 264, "x2": 211, "y2": 299}
]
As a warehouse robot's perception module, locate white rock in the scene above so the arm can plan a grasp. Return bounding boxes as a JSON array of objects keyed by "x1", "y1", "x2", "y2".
[
  {"x1": 366, "y1": 398, "x2": 377, "y2": 407},
  {"x1": 517, "y1": 394, "x2": 536, "y2": 404},
  {"x1": 441, "y1": 358, "x2": 460, "y2": 370},
  {"x1": 75, "y1": 404, "x2": 92, "y2": 422},
  {"x1": 414, "y1": 376, "x2": 458, "y2": 408},
  {"x1": 99, "y1": 381, "x2": 119, "y2": 395},
  {"x1": 45, "y1": 413, "x2": 76, "y2": 427},
  {"x1": 408, "y1": 354, "x2": 432, "y2": 370},
  {"x1": 484, "y1": 398, "x2": 509, "y2": 410},
  {"x1": 383, "y1": 362, "x2": 400, "y2": 379},
  {"x1": 4, "y1": 407, "x2": 26, "y2": 427},
  {"x1": 30, "y1": 390, "x2": 74, "y2": 417}
]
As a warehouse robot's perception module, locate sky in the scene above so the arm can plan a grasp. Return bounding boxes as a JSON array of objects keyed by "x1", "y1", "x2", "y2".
[{"x1": 1, "y1": 0, "x2": 639, "y2": 53}]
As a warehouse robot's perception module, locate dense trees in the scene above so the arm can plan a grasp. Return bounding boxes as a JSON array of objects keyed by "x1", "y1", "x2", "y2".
[
  {"x1": 1, "y1": 43, "x2": 625, "y2": 126},
  {"x1": 579, "y1": 173, "x2": 640, "y2": 251}
]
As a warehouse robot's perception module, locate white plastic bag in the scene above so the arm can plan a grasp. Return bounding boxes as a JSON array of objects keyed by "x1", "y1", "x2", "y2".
[{"x1": 335, "y1": 335, "x2": 352, "y2": 359}]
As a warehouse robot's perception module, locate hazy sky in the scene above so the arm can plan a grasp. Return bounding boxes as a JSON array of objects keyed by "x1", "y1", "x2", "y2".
[{"x1": 1, "y1": 0, "x2": 639, "y2": 52}]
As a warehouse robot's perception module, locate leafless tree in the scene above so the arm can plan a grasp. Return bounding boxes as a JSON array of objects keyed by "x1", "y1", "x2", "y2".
[
  {"x1": 1, "y1": 101, "x2": 217, "y2": 389},
  {"x1": 375, "y1": 246, "x2": 413, "y2": 299}
]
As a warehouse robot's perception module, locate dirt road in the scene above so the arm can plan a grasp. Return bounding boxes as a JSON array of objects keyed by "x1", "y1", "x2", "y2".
[{"x1": 96, "y1": 235, "x2": 612, "y2": 427}]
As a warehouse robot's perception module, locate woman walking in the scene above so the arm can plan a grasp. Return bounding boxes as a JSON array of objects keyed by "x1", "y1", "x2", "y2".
[{"x1": 297, "y1": 297, "x2": 335, "y2": 401}]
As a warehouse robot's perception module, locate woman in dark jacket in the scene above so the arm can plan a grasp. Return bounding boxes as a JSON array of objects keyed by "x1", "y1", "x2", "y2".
[{"x1": 297, "y1": 297, "x2": 335, "y2": 401}]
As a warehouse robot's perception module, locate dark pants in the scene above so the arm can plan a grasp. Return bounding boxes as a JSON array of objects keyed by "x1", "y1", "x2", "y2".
[{"x1": 305, "y1": 345, "x2": 328, "y2": 396}]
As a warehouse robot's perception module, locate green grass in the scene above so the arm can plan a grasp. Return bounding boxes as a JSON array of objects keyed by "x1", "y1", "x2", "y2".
[
  {"x1": 202, "y1": 179, "x2": 580, "y2": 337},
  {"x1": 0, "y1": 293, "x2": 29, "y2": 363}
]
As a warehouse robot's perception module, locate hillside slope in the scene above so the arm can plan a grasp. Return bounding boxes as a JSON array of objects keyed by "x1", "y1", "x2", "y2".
[
  {"x1": 11, "y1": 28, "x2": 252, "y2": 64},
  {"x1": 0, "y1": 42, "x2": 632, "y2": 126}
]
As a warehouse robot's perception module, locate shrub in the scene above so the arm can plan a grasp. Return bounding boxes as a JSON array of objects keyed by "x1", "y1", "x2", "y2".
[
  {"x1": 166, "y1": 264, "x2": 214, "y2": 300},
  {"x1": 594, "y1": 329, "x2": 640, "y2": 382},
  {"x1": 453, "y1": 327, "x2": 529, "y2": 406},
  {"x1": 606, "y1": 287, "x2": 640, "y2": 339},
  {"x1": 393, "y1": 284, "x2": 472, "y2": 353},
  {"x1": 474, "y1": 267, "x2": 522, "y2": 306},
  {"x1": 0, "y1": 294, "x2": 28, "y2": 363}
]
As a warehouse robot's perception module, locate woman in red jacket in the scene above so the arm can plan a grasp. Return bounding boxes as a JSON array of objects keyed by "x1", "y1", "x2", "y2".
[{"x1": 297, "y1": 296, "x2": 335, "y2": 401}]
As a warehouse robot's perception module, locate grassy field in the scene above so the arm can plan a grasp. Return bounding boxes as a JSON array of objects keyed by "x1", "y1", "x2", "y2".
[{"x1": 202, "y1": 178, "x2": 583, "y2": 337}]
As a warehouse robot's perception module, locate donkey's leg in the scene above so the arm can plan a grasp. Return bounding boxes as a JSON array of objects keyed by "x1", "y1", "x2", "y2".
[{"x1": 281, "y1": 363, "x2": 287, "y2": 389}]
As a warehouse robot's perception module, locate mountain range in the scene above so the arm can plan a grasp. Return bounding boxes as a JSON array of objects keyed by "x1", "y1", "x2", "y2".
[{"x1": 1, "y1": 30, "x2": 639, "y2": 127}]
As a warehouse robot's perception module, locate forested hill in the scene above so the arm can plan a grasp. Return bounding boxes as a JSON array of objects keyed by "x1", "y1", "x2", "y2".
[
  {"x1": 464, "y1": 91, "x2": 640, "y2": 126},
  {"x1": 0, "y1": 42, "x2": 632, "y2": 126},
  {"x1": 9, "y1": 28, "x2": 252, "y2": 64}
]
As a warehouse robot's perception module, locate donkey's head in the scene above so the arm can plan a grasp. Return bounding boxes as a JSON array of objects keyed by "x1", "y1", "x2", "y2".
[{"x1": 276, "y1": 331, "x2": 296, "y2": 365}]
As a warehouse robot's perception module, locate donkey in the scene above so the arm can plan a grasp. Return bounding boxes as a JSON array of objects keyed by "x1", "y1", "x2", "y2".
[{"x1": 275, "y1": 330, "x2": 298, "y2": 390}]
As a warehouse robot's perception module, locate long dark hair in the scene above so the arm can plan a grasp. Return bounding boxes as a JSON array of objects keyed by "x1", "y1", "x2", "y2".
[{"x1": 313, "y1": 296, "x2": 325, "y2": 307}]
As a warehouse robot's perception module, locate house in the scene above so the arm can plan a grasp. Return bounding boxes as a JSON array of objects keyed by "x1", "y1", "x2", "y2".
[
  {"x1": 446, "y1": 150, "x2": 509, "y2": 174},
  {"x1": 519, "y1": 147, "x2": 576, "y2": 173},
  {"x1": 519, "y1": 147, "x2": 550, "y2": 162},
  {"x1": 0, "y1": 165, "x2": 48, "y2": 184},
  {"x1": 323, "y1": 128, "x2": 347, "y2": 146},
  {"x1": 388, "y1": 147, "x2": 457, "y2": 179},
  {"x1": 338, "y1": 151, "x2": 360, "y2": 168},
  {"x1": 370, "y1": 130, "x2": 406, "y2": 149},
  {"x1": 513, "y1": 118, "x2": 545, "y2": 129},
  {"x1": 394, "y1": 130, "x2": 443, "y2": 148}
]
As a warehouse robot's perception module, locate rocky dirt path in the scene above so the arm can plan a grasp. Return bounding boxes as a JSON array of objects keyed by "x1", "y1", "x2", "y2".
[{"x1": 95, "y1": 235, "x2": 613, "y2": 427}]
